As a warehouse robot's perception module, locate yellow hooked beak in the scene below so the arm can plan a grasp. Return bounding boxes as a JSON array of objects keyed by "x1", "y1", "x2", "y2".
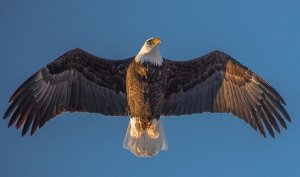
[{"x1": 152, "y1": 37, "x2": 161, "y2": 45}]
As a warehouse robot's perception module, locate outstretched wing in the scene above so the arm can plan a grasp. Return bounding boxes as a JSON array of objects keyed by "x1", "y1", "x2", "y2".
[
  {"x1": 162, "y1": 50, "x2": 290, "y2": 137},
  {"x1": 3, "y1": 48, "x2": 132, "y2": 136}
]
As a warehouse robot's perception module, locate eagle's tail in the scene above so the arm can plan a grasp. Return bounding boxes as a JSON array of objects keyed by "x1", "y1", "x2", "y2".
[{"x1": 123, "y1": 118, "x2": 168, "y2": 157}]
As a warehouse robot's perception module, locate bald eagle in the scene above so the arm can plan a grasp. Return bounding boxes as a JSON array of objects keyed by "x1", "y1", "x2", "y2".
[{"x1": 3, "y1": 37, "x2": 290, "y2": 157}]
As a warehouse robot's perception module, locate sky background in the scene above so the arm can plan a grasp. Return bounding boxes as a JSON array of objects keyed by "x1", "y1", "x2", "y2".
[{"x1": 1, "y1": 0, "x2": 300, "y2": 177}]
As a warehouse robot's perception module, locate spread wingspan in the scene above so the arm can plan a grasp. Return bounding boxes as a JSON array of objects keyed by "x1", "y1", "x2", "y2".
[
  {"x1": 162, "y1": 50, "x2": 290, "y2": 137},
  {"x1": 3, "y1": 48, "x2": 132, "y2": 136}
]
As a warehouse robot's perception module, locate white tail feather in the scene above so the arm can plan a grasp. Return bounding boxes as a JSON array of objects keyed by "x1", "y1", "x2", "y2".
[{"x1": 123, "y1": 118, "x2": 168, "y2": 157}]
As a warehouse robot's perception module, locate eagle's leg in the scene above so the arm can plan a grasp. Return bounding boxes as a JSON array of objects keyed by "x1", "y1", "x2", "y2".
[{"x1": 123, "y1": 117, "x2": 168, "y2": 157}]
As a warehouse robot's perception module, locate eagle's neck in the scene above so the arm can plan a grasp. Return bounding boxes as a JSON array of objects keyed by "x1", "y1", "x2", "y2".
[{"x1": 135, "y1": 47, "x2": 163, "y2": 66}]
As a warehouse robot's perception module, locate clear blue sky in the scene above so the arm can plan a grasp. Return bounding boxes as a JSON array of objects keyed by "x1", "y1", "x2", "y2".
[{"x1": 1, "y1": 0, "x2": 299, "y2": 177}]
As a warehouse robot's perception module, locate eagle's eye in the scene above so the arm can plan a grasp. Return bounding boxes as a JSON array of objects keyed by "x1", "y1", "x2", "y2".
[{"x1": 147, "y1": 40, "x2": 153, "y2": 45}]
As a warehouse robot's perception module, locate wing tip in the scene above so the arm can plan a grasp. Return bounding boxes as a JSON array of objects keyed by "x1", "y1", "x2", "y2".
[
  {"x1": 3, "y1": 114, "x2": 9, "y2": 120},
  {"x1": 284, "y1": 112, "x2": 292, "y2": 123},
  {"x1": 21, "y1": 131, "x2": 27, "y2": 137},
  {"x1": 30, "y1": 126, "x2": 38, "y2": 136}
]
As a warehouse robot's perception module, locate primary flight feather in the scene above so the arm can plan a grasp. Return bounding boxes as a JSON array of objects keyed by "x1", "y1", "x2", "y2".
[{"x1": 3, "y1": 37, "x2": 290, "y2": 157}]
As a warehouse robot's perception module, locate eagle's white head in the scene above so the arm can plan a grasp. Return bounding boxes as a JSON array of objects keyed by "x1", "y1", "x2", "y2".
[{"x1": 135, "y1": 37, "x2": 163, "y2": 66}]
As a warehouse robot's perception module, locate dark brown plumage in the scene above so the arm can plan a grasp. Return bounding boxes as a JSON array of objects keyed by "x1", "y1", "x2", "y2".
[
  {"x1": 3, "y1": 48, "x2": 132, "y2": 136},
  {"x1": 126, "y1": 61, "x2": 167, "y2": 130},
  {"x1": 3, "y1": 38, "x2": 290, "y2": 156},
  {"x1": 162, "y1": 50, "x2": 290, "y2": 137}
]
